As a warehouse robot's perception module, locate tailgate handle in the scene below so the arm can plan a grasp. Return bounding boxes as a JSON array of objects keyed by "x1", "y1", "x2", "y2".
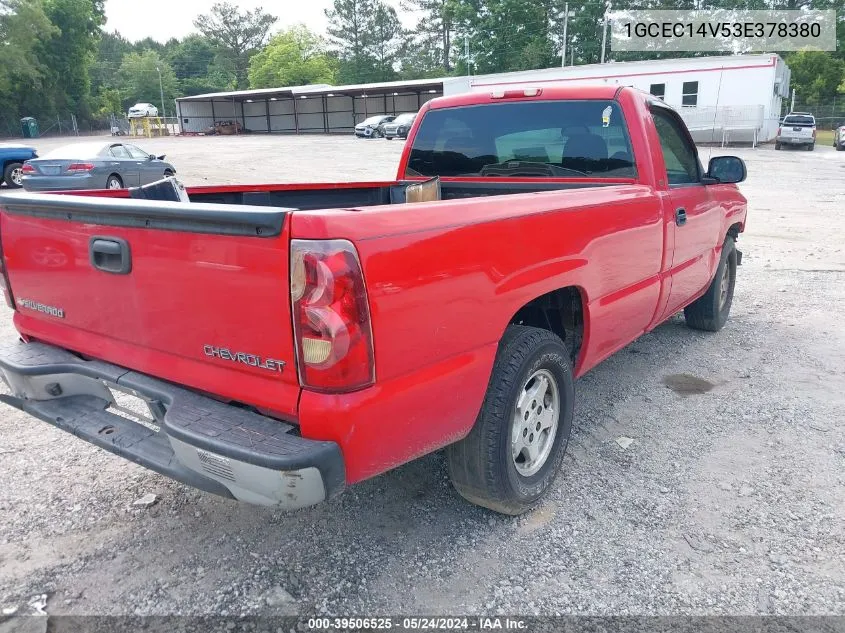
[{"x1": 90, "y1": 237, "x2": 131, "y2": 275}]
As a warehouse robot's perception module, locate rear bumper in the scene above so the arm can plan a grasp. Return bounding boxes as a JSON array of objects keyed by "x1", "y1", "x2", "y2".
[
  {"x1": 777, "y1": 137, "x2": 813, "y2": 145},
  {"x1": 0, "y1": 340, "x2": 345, "y2": 508},
  {"x1": 22, "y1": 174, "x2": 98, "y2": 191}
]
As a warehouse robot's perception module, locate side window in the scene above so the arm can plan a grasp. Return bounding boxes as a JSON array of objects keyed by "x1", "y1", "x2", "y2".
[
  {"x1": 651, "y1": 107, "x2": 700, "y2": 185},
  {"x1": 682, "y1": 81, "x2": 698, "y2": 107},
  {"x1": 125, "y1": 144, "x2": 149, "y2": 159},
  {"x1": 109, "y1": 145, "x2": 130, "y2": 159}
]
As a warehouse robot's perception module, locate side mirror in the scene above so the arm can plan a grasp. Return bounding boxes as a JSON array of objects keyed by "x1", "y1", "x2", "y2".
[
  {"x1": 156, "y1": 154, "x2": 166, "y2": 161},
  {"x1": 705, "y1": 155, "x2": 746, "y2": 184}
]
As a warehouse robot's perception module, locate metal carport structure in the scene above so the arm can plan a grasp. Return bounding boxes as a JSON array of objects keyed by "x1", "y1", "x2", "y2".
[{"x1": 175, "y1": 79, "x2": 445, "y2": 135}]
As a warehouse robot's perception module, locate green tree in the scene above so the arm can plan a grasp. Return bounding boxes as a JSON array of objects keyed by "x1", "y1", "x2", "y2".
[
  {"x1": 248, "y1": 25, "x2": 337, "y2": 88},
  {"x1": 786, "y1": 50, "x2": 845, "y2": 104},
  {"x1": 41, "y1": 0, "x2": 105, "y2": 118},
  {"x1": 168, "y1": 35, "x2": 217, "y2": 81},
  {"x1": 193, "y1": 2, "x2": 277, "y2": 90},
  {"x1": 401, "y1": 0, "x2": 457, "y2": 72},
  {"x1": 91, "y1": 30, "x2": 132, "y2": 95},
  {"x1": 371, "y1": 2, "x2": 402, "y2": 80},
  {"x1": 0, "y1": 0, "x2": 59, "y2": 123},
  {"x1": 452, "y1": 0, "x2": 557, "y2": 74},
  {"x1": 325, "y1": 0, "x2": 379, "y2": 83},
  {"x1": 117, "y1": 50, "x2": 178, "y2": 116}
]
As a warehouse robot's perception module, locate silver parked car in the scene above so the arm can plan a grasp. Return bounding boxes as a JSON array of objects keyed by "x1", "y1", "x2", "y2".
[
  {"x1": 21, "y1": 142, "x2": 176, "y2": 192},
  {"x1": 354, "y1": 115, "x2": 395, "y2": 138},
  {"x1": 834, "y1": 125, "x2": 845, "y2": 151},
  {"x1": 382, "y1": 112, "x2": 417, "y2": 140}
]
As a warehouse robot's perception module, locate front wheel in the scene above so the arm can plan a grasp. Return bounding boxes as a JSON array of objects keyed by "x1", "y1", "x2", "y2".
[
  {"x1": 447, "y1": 325, "x2": 574, "y2": 515},
  {"x1": 684, "y1": 236, "x2": 737, "y2": 332},
  {"x1": 4, "y1": 162, "x2": 24, "y2": 188}
]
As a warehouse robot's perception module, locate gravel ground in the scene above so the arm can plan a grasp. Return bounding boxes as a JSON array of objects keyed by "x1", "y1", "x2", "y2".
[{"x1": 0, "y1": 136, "x2": 843, "y2": 619}]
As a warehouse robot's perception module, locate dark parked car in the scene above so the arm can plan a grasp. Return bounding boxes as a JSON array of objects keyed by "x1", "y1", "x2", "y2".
[
  {"x1": 0, "y1": 143, "x2": 38, "y2": 188},
  {"x1": 22, "y1": 141, "x2": 176, "y2": 191},
  {"x1": 354, "y1": 115, "x2": 395, "y2": 138},
  {"x1": 382, "y1": 112, "x2": 417, "y2": 140}
]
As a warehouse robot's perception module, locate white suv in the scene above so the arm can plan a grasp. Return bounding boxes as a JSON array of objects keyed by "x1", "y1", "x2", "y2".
[{"x1": 775, "y1": 113, "x2": 816, "y2": 151}]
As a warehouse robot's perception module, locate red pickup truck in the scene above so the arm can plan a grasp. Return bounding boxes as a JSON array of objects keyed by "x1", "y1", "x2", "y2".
[{"x1": 0, "y1": 86, "x2": 747, "y2": 515}]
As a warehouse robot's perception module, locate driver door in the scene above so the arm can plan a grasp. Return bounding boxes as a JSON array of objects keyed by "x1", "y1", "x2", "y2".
[
  {"x1": 650, "y1": 105, "x2": 722, "y2": 321},
  {"x1": 108, "y1": 144, "x2": 139, "y2": 187},
  {"x1": 125, "y1": 144, "x2": 160, "y2": 185}
]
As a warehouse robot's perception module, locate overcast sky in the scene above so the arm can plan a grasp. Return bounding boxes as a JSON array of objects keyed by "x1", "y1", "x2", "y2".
[{"x1": 104, "y1": 0, "x2": 410, "y2": 43}]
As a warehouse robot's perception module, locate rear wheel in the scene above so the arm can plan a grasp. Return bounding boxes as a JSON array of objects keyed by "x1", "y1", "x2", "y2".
[
  {"x1": 164, "y1": 169, "x2": 174, "y2": 178},
  {"x1": 684, "y1": 236, "x2": 737, "y2": 332},
  {"x1": 774, "y1": 143, "x2": 781, "y2": 150},
  {"x1": 106, "y1": 174, "x2": 123, "y2": 190},
  {"x1": 4, "y1": 162, "x2": 24, "y2": 188},
  {"x1": 807, "y1": 143, "x2": 815, "y2": 151},
  {"x1": 446, "y1": 325, "x2": 574, "y2": 515}
]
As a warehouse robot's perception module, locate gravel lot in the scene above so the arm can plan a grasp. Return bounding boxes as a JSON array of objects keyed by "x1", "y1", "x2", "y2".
[{"x1": 0, "y1": 135, "x2": 843, "y2": 619}]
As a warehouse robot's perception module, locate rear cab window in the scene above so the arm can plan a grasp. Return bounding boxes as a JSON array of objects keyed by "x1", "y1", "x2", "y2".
[
  {"x1": 406, "y1": 100, "x2": 636, "y2": 179},
  {"x1": 782, "y1": 115, "x2": 815, "y2": 127}
]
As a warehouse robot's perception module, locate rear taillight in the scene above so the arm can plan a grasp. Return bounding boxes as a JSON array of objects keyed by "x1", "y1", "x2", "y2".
[
  {"x1": 812, "y1": 129, "x2": 816, "y2": 139},
  {"x1": 777, "y1": 127, "x2": 781, "y2": 136},
  {"x1": 21, "y1": 163, "x2": 35, "y2": 174},
  {"x1": 67, "y1": 163, "x2": 94, "y2": 172},
  {"x1": 0, "y1": 222, "x2": 15, "y2": 309},
  {"x1": 291, "y1": 239, "x2": 375, "y2": 393}
]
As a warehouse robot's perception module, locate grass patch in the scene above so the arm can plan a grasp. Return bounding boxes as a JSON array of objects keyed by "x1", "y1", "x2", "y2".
[{"x1": 816, "y1": 129, "x2": 834, "y2": 146}]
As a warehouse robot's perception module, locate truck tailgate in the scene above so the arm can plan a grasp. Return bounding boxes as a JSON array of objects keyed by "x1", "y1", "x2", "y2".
[{"x1": 0, "y1": 193, "x2": 300, "y2": 419}]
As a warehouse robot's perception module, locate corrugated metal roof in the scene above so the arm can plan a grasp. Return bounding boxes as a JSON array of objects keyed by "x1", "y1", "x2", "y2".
[
  {"x1": 177, "y1": 84, "x2": 333, "y2": 102},
  {"x1": 177, "y1": 78, "x2": 446, "y2": 103}
]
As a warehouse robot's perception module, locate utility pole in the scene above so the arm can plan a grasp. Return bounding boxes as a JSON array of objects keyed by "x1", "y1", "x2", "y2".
[
  {"x1": 561, "y1": 2, "x2": 572, "y2": 68},
  {"x1": 600, "y1": 0, "x2": 612, "y2": 64},
  {"x1": 465, "y1": 34, "x2": 471, "y2": 76},
  {"x1": 790, "y1": 88, "x2": 795, "y2": 112},
  {"x1": 156, "y1": 66, "x2": 166, "y2": 120}
]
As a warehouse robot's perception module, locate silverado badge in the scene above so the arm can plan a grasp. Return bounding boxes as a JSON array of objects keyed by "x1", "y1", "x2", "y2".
[{"x1": 17, "y1": 298, "x2": 65, "y2": 319}]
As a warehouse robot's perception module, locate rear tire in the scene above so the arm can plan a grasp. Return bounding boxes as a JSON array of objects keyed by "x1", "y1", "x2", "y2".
[
  {"x1": 774, "y1": 143, "x2": 781, "y2": 150},
  {"x1": 4, "y1": 162, "x2": 23, "y2": 188},
  {"x1": 684, "y1": 236, "x2": 737, "y2": 332},
  {"x1": 446, "y1": 325, "x2": 574, "y2": 515},
  {"x1": 807, "y1": 143, "x2": 815, "y2": 151},
  {"x1": 106, "y1": 174, "x2": 123, "y2": 190},
  {"x1": 164, "y1": 169, "x2": 174, "y2": 178}
]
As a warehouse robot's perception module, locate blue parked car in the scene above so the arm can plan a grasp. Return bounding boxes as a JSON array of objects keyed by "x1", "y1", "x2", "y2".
[{"x1": 0, "y1": 143, "x2": 37, "y2": 188}]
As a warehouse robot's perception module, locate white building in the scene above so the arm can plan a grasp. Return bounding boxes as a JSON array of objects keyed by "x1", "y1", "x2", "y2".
[{"x1": 175, "y1": 53, "x2": 789, "y2": 143}]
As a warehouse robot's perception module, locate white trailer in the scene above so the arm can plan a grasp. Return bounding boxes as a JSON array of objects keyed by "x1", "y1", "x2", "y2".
[{"x1": 444, "y1": 54, "x2": 790, "y2": 143}]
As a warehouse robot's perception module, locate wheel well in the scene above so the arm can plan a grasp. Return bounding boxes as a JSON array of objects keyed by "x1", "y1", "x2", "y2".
[
  {"x1": 108, "y1": 173, "x2": 122, "y2": 182},
  {"x1": 509, "y1": 287, "x2": 584, "y2": 365},
  {"x1": 727, "y1": 222, "x2": 742, "y2": 240}
]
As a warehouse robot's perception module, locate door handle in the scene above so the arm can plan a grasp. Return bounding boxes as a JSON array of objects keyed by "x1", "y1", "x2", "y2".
[
  {"x1": 675, "y1": 207, "x2": 688, "y2": 226},
  {"x1": 89, "y1": 237, "x2": 131, "y2": 274}
]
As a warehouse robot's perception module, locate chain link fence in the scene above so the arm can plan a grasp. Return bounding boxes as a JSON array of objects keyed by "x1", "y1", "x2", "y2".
[
  {"x1": 0, "y1": 113, "x2": 184, "y2": 140},
  {"x1": 0, "y1": 114, "x2": 115, "y2": 140}
]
